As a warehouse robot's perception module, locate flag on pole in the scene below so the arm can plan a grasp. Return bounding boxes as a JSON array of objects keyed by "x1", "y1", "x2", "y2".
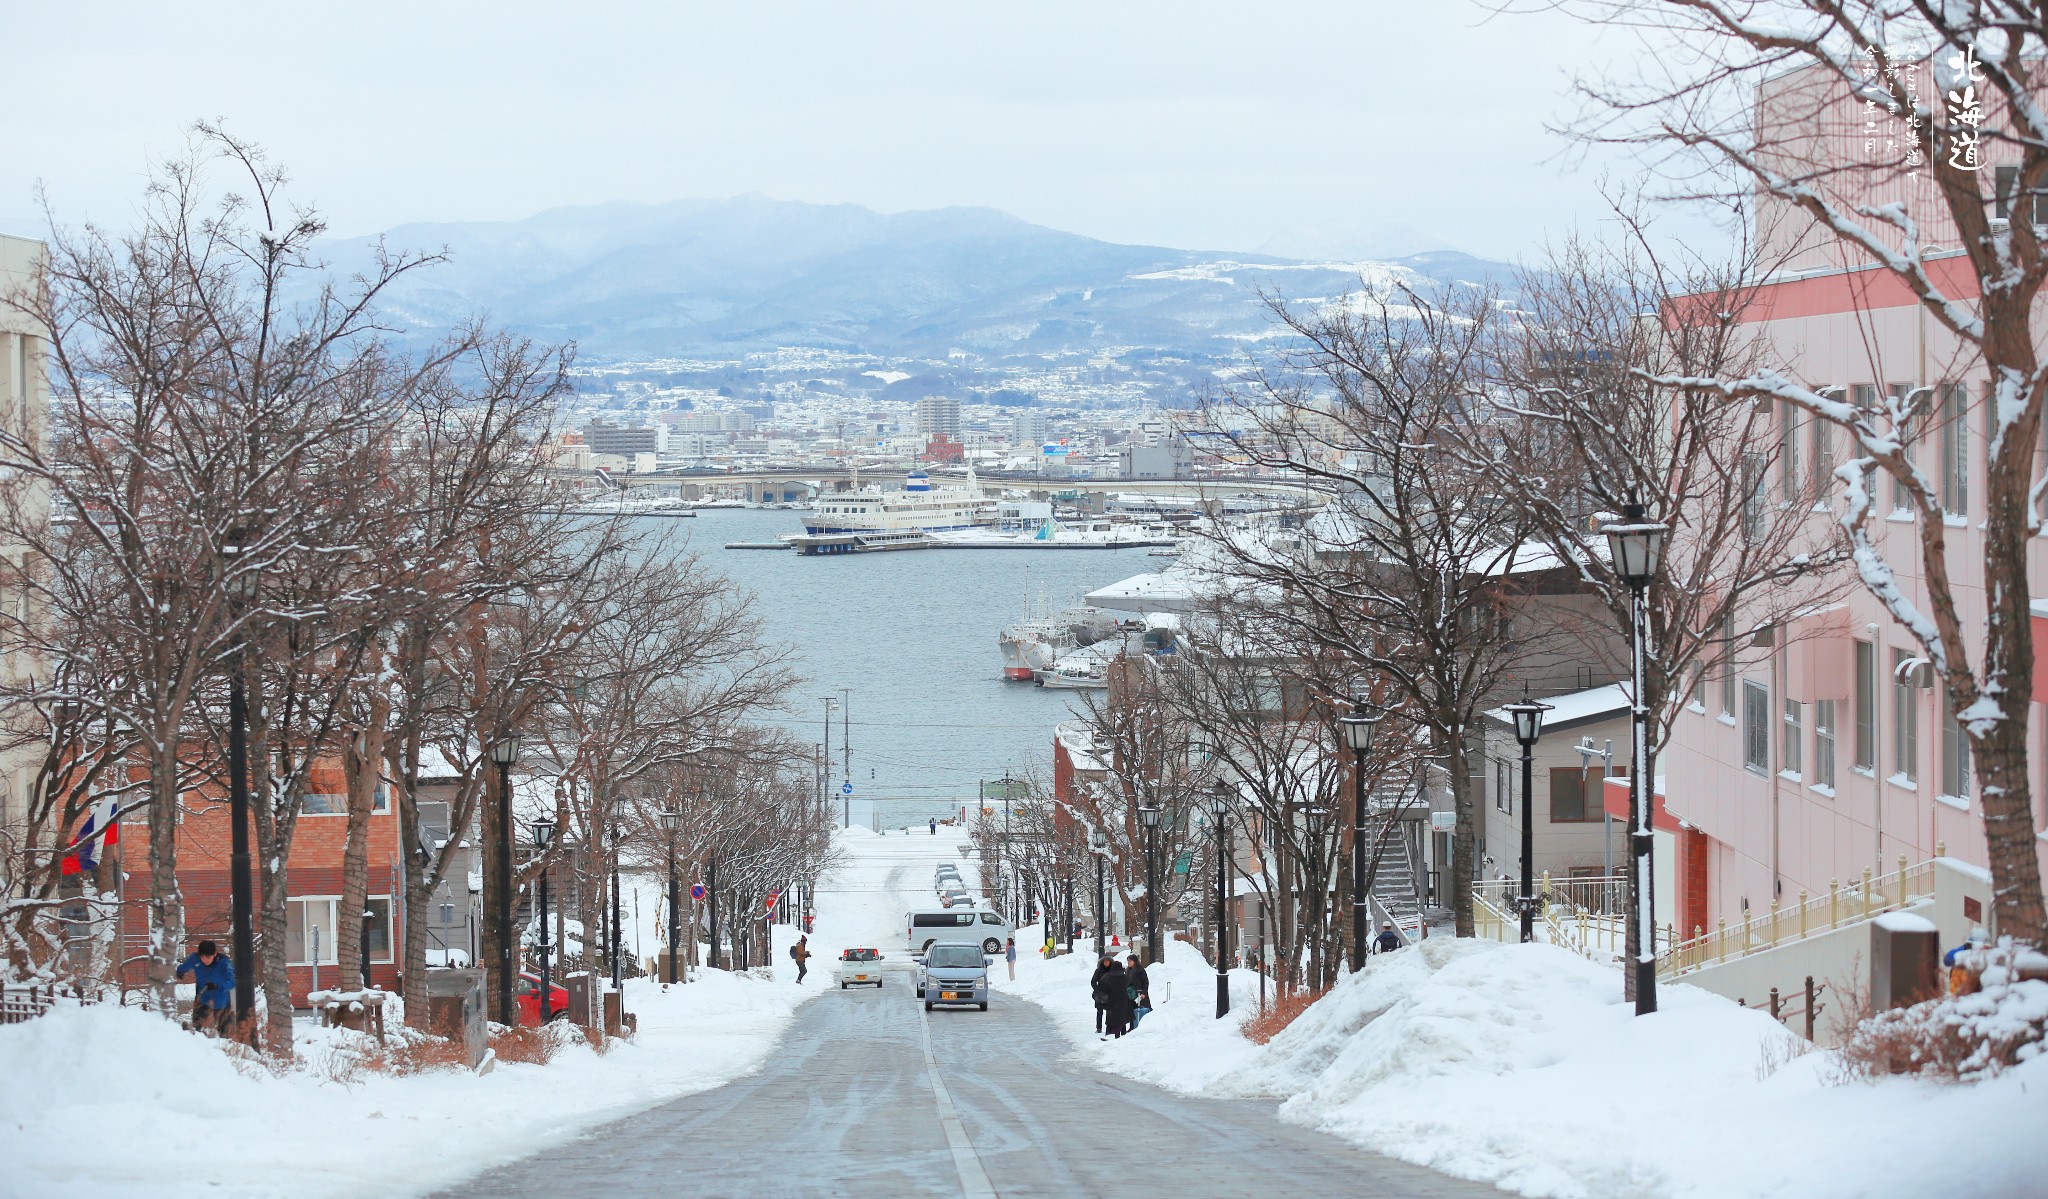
[{"x1": 61, "y1": 797, "x2": 120, "y2": 875}]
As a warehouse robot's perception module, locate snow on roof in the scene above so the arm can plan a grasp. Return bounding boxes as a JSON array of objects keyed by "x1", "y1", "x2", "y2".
[
  {"x1": 1485, "y1": 683, "x2": 1632, "y2": 732},
  {"x1": 415, "y1": 744, "x2": 462, "y2": 781},
  {"x1": 1085, "y1": 570, "x2": 1197, "y2": 613},
  {"x1": 1055, "y1": 721, "x2": 1106, "y2": 773}
]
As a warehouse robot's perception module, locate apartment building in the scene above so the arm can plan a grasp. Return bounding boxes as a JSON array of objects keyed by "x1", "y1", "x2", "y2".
[
  {"x1": 0, "y1": 235, "x2": 48, "y2": 840},
  {"x1": 1654, "y1": 62, "x2": 2048, "y2": 942}
]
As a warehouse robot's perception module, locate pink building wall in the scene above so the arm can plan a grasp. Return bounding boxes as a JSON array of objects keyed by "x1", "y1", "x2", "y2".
[{"x1": 1661, "y1": 62, "x2": 2048, "y2": 936}]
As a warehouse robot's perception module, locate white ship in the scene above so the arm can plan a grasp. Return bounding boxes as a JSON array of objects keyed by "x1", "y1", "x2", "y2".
[
  {"x1": 998, "y1": 603, "x2": 1120, "y2": 681},
  {"x1": 785, "y1": 470, "x2": 993, "y2": 556}
]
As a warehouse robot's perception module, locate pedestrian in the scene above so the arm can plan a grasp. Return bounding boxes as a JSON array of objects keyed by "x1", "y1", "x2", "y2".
[
  {"x1": 1945, "y1": 926, "x2": 1988, "y2": 995},
  {"x1": 1373, "y1": 921, "x2": 1403, "y2": 955},
  {"x1": 1003, "y1": 937, "x2": 1018, "y2": 981},
  {"x1": 1089, "y1": 955, "x2": 1114, "y2": 1034},
  {"x1": 175, "y1": 939, "x2": 235, "y2": 1035},
  {"x1": 1125, "y1": 954, "x2": 1152, "y2": 1028},
  {"x1": 1095, "y1": 958, "x2": 1134, "y2": 1039},
  {"x1": 790, "y1": 934, "x2": 811, "y2": 984},
  {"x1": 929, "y1": 818, "x2": 937, "y2": 835}
]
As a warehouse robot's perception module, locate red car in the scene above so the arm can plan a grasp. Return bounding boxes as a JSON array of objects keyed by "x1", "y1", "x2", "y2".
[{"x1": 514, "y1": 972, "x2": 569, "y2": 1026}]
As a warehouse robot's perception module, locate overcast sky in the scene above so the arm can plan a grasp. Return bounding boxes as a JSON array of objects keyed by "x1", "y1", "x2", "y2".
[{"x1": 4, "y1": 1, "x2": 1678, "y2": 261}]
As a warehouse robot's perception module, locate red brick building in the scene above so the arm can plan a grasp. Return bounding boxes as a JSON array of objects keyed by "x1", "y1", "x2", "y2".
[{"x1": 120, "y1": 757, "x2": 406, "y2": 1006}]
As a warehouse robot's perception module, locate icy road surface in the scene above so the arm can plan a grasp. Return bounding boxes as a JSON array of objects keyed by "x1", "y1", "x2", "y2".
[{"x1": 433, "y1": 830, "x2": 1495, "y2": 1199}]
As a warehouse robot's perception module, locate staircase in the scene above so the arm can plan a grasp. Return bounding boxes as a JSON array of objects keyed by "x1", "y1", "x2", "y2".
[{"x1": 1362, "y1": 813, "x2": 1424, "y2": 938}]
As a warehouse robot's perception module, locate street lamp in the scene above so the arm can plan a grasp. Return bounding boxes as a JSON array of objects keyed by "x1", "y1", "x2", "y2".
[
  {"x1": 610, "y1": 821, "x2": 624, "y2": 994},
  {"x1": 222, "y1": 529, "x2": 259, "y2": 1040},
  {"x1": 1337, "y1": 697, "x2": 1380, "y2": 970},
  {"x1": 1209, "y1": 780, "x2": 1234, "y2": 1018},
  {"x1": 661, "y1": 804, "x2": 683, "y2": 985},
  {"x1": 1088, "y1": 826, "x2": 1109, "y2": 959},
  {"x1": 1603, "y1": 501, "x2": 1667, "y2": 1017},
  {"x1": 488, "y1": 731, "x2": 522, "y2": 1026},
  {"x1": 1504, "y1": 688, "x2": 1553, "y2": 944},
  {"x1": 1138, "y1": 803, "x2": 1163, "y2": 966},
  {"x1": 532, "y1": 815, "x2": 555, "y2": 1022}
]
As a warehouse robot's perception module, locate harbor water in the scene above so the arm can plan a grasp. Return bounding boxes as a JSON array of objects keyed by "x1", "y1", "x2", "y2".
[{"x1": 662, "y1": 507, "x2": 1155, "y2": 830}]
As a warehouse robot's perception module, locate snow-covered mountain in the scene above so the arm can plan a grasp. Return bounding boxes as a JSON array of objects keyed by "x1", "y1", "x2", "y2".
[{"x1": 321, "y1": 196, "x2": 1516, "y2": 361}]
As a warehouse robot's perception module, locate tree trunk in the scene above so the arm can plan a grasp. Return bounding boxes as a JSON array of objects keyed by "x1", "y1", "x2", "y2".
[
  {"x1": 1448, "y1": 730, "x2": 1475, "y2": 938},
  {"x1": 337, "y1": 718, "x2": 384, "y2": 991},
  {"x1": 144, "y1": 751, "x2": 184, "y2": 1013},
  {"x1": 480, "y1": 762, "x2": 507, "y2": 1025}
]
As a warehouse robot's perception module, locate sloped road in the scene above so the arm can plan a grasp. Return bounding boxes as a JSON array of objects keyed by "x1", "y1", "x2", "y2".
[{"x1": 433, "y1": 979, "x2": 1498, "y2": 1199}]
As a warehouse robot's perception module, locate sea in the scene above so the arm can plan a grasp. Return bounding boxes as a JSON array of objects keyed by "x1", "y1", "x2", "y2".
[{"x1": 653, "y1": 507, "x2": 1157, "y2": 830}]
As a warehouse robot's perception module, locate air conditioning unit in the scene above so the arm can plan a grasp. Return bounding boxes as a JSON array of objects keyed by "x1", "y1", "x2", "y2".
[{"x1": 1991, "y1": 217, "x2": 2011, "y2": 234}]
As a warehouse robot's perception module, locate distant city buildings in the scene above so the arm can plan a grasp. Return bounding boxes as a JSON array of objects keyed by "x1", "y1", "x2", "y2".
[{"x1": 915, "y1": 395, "x2": 961, "y2": 440}]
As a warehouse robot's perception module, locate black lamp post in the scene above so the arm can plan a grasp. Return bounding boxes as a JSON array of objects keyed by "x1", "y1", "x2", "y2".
[
  {"x1": 488, "y1": 732, "x2": 522, "y2": 1026},
  {"x1": 1604, "y1": 501, "x2": 1668, "y2": 1017},
  {"x1": 1504, "y1": 688, "x2": 1553, "y2": 944},
  {"x1": 532, "y1": 815, "x2": 555, "y2": 1021},
  {"x1": 222, "y1": 530, "x2": 258, "y2": 1040},
  {"x1": 1088, "y1": 826, "x2": 1109, "y2": 959},
  {"x1": 1138, "y1": 803, "x2": 1162, "y2": 965},
  {"x1": 610, "y1": 821, "x2": 624, "y2": 993},
  {"x1": 1337, "y1": 698, "x2": 1380, "y2": 970},
  {"x1": 1209, "y1": 781, "x2": 1233, "y2": 1018},
  {"x1": 661, "y1": 804, "x2": 682, "y2": 985}
]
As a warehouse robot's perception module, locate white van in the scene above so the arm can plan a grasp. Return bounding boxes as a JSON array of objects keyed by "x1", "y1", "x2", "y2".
[{"x1": 906, "y1": 909, "x2": 1011, "y2": 955}]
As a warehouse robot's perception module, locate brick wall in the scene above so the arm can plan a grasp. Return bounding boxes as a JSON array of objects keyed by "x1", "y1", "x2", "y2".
[{"x1": 120, "y1": 755, "x2": 408, "y2": 1006}]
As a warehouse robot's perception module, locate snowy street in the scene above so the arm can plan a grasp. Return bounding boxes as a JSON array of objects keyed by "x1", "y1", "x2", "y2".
[{"x1": 435, "y1": 828, "x2": 1493, "y2": 1199}]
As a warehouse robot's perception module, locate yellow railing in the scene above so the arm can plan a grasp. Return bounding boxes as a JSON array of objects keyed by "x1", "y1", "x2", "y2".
[{"x1": 1656, "y1": 853, "x2": 1937, "y2": 980}]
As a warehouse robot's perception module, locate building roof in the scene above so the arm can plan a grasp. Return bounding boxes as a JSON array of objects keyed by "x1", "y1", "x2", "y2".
[{"x1": 1484, "y1": 683, "x2": 1632, "y2": 734}]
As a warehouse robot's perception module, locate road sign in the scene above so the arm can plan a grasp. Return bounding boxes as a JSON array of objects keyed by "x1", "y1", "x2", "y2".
[
  {"x1": 690, "y1": 883, "x2": 706, "y2": 901},
  {"x1": 765, "y1": 894, "x2": 778, "y2": 910},
  {"x1": 841, "y1": 782, "x2": 853, "y2": 795}
]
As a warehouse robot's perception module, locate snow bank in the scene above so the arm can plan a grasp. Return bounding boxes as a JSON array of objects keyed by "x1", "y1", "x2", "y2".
[
  {"x1": 1012, "y1": 934, "x2": 2048, "y2": 1199},
  {"x1": 0, "y1": 967, "x2": 808, "y2": 1199}
]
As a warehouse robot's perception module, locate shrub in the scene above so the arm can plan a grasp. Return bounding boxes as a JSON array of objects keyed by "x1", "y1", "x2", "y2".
[
  {"x1": 490, "y1": 1024, "x2": 561, "y2": 1066},
  {"x1": 1242, "y1": 986, "x2": 1326, "y2": 1045},
  {"x1": 1837, "y1": 943, "x2": 2048, "y2": 1082},
  {"x1": 359, "y1": 1033, "x2": 474, "y2": 1076}
]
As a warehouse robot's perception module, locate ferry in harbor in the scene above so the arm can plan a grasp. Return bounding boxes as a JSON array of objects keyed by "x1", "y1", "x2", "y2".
[{"x1": 784, "y1": 470, "x2": 992, "y2": 555}]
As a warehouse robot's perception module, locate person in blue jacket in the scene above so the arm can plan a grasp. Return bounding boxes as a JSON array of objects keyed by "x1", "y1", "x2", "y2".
[{"x1": 176, "y1": 940, "x2": 235, "y2": 1034}]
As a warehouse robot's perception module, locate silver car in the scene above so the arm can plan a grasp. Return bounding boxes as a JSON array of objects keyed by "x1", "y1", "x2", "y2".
[{"x1": 916, "y1": 942, "x2": 991, "y2": 1011}]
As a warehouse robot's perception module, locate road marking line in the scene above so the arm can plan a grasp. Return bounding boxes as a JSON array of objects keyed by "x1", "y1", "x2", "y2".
[{"x1": 916, "y1": 997, "x2": 997, "y2": 1199}]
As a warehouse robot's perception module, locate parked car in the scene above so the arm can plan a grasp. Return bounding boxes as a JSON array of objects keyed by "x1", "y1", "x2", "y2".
[
  {"x1": 916, "y1": 942, "x2": 991, "y2": 1011},
  {"x1": 906, "y1": 908, "x2": 1012, "y2": 955},
  {"x1": 837, "y1": 947, "x2": 885, "y2": 989},
  {"x1": 514, "y1": 972, "x2": 569, "y2": 1027}
]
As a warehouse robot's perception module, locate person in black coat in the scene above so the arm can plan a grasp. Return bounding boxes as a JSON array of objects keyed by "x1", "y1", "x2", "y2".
[
  {"x1": 1124, "y1": 954, "x2": 1151, "y2": 1024},
  {"x1": 1088, "y1": 956, "x2": 1114, "y2": 1033},
  {"x1": 1095, "y1": 960, "x2": 1135, "y2": 1038}
]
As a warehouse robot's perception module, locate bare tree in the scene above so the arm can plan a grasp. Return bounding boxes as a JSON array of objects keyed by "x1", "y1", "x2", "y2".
[{"x1": 1199, "y1": 285, "x2": 1550, "y2": 936}]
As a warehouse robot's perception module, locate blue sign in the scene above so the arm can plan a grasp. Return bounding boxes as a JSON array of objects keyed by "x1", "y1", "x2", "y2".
[
  {"x1": 841, "y1": 782, "x2": 854, "y2": 794},
  {"x1": 690, "y1": 883, "x2": 706, "y2": 901}
]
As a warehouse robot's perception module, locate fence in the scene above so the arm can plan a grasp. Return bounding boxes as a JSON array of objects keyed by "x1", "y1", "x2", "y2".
[
  {"x1": 1472, "y1": 874, "x2": 1643, "y2": 960},
  {"x1": 0, "y1": 979, "x2": 116, "y2": 1026},
  {"x1": 1656, "y1": 853, "x2": 1935, "y2": 979}
]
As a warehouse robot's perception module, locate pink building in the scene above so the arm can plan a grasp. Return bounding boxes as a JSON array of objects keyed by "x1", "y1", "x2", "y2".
[{"x1": 1652, "y1": 61, "x2": 2048, "y2": 942}]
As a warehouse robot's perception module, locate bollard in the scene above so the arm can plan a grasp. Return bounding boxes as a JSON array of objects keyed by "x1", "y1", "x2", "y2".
[
  {"x1": 1769, "y1": 986, "x2": 1781, "y2": 1021},
  {"x1": 1692, "y1": 925, "x2": 1703, "y2": 970},
  {"x1": 1897, "y1": 855, "x2": 1909, "y2": 904},
  {"x1": 1804, "y1": 975, "x2": 1818, "y2": 1041},
  {"x1": 1798, "y1": 891, "x2": 1808, "y2": 940},
  {"x1": 1829, "y1": 879, "x2": 1839, "y2": 930}
]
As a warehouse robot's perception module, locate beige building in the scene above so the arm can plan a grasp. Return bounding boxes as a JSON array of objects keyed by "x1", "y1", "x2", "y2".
[{"x1": 0, "y1": 233, "x2": 49, "y2": 841}]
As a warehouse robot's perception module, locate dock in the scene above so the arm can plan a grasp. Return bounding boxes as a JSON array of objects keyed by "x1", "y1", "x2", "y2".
[{"x1": 724, "y1": 541, "x2": 794, "y2": 550}]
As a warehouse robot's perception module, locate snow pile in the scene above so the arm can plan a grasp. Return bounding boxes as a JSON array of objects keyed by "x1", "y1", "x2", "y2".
[
  {"x1": 1020, "y1": 934, "x2": 2048, "y2": 1199},
  {"x1": 0, "y1": 966, "x2": 809, "y2": 1199}
]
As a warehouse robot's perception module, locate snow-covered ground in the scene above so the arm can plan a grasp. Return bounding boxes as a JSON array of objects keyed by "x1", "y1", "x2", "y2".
[
  {"x1": 999, "y1": 931, "x2": 2048, "y2": 1199},
  {"x1": 0, "y1": 825, "x2": 970, "y2": 1199}
]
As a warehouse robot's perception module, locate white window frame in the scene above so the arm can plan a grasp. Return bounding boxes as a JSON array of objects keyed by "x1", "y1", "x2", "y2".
[
  {"x1": 1742, "y1": 681, "x2": 1771, "y2": 775},
  {"x1": 286, "y1": 895, "x2": 395, "y2": 966}
]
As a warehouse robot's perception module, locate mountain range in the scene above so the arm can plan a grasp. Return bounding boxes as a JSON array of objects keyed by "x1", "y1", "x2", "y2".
[{"x1": 320, "y1": 196, "x2": 1519, "y2": 363}]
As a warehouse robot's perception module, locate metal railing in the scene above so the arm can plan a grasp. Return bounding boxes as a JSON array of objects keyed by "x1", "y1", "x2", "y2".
[
  {"x1": 1657, "y1": 853, "x2": 1936, "y2": 979},
  {"x1": 1472, "y1": 878, "x2": 1659, "y2": 961}
]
